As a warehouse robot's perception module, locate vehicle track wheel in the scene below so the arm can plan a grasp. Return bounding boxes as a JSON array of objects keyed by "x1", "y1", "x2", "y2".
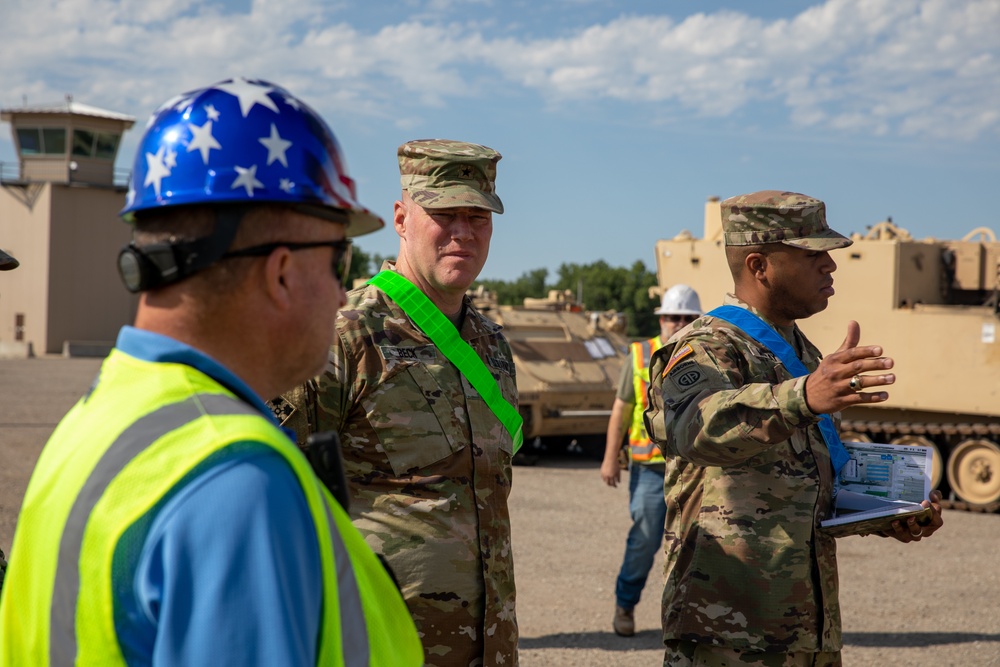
[
  {"x1": 839, "y1": 430, "x2": 872, "y2": 443},
  {"x1": 947, "y1": 439, "x2": 1000, "y2": 507},
  {"x1": 890, "y1": 435, "x2": 943, "y2": 491}
]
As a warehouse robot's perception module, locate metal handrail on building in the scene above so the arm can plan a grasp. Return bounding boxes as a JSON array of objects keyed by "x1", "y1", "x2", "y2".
[
  {"x1": 113, "y1": 167, "x2": 131, "y2": 188},
  {"x1": 0, "y1": 160, "x2": 19, "y2": 183},
  {"x1": 0, "y1": 160, "x2": 132, "y2": 189}
]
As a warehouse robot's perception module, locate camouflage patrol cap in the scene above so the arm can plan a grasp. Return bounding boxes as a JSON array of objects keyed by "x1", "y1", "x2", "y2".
[
  {"x1": 398, "y1": 139, "x2": 503, "y2": 213},
  {"x1": 0, "y1": 248, "x2": 18, "y2": 271},
  {"x1": 721, "y1": 190, "x2": 852, "y2": 250}
]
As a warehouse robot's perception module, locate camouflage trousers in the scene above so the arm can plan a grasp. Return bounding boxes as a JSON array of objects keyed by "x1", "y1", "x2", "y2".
[{"x1": 664, "y1": 641, "x2": 841, "y2": 667}]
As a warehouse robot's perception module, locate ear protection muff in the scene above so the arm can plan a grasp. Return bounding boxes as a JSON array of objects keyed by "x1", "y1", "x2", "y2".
[
  {"x1": 116, "y1": 208, "x2": 244, "y2": 293},
  {"x1": 117, "y1": 242, "x2": 179, "y2": 293}
]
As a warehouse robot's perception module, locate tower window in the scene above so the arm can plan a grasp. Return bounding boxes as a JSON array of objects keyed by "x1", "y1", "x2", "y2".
[
  {"x1": 16, "y1": 128, "x2": 67, "y2": 156},
  {"x1": 95, "y1": 133, "x2": 119, "y2": 159},
  {"x1": 71, "y1": 129, "x2": 120, "y2": 159}
]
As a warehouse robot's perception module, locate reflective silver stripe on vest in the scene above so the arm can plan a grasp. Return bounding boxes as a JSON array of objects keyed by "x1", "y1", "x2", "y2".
[
  {"x1": 50, "y1": 393, "x2": 369, "y2": 665},
  {"x1": 321, "y1": 498, "x2": 370, "y2": 667}
]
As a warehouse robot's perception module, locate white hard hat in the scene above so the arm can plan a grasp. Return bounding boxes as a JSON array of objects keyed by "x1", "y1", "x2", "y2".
[{"x1": 655, "y1": 284, "x2": 702, "y2": 316}]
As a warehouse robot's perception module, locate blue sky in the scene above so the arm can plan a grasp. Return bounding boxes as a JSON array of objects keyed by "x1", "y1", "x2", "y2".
[{"x1": 1, "y1": 0, "x2": 998, "y2": 282}]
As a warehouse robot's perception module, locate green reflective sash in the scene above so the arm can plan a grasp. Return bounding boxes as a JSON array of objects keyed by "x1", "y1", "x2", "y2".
[{"x1": 367, "y1": 271, "x2": 523, "y2": 454}]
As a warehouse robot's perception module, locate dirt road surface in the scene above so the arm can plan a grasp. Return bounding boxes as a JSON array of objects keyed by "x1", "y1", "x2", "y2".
[{"x1": 2, "y1": 357, "x2": 999, "y2": 666}]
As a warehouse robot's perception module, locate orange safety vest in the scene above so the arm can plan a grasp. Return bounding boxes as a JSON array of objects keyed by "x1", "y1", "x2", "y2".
[{"x1": 628, "y1": 337, "x2": 665, "y2": 464}]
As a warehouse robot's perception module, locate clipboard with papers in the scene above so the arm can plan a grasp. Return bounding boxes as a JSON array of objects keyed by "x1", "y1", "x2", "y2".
[{"x1": 820, "y1": 440, "x2": 934, "y2": 538}]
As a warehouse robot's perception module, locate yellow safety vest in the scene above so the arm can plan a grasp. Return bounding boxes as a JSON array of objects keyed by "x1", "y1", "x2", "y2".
[
  {"x1": 0, "y1": 349, "x2": 422, "y2": 666},
  {"x1": 628, "y1": 337, "x2": 665, "y2": 464}
]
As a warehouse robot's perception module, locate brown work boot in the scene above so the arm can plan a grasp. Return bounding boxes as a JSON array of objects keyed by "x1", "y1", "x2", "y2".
[{"x1": 613, "y1": 605, "x2": 635, "y2": 637}]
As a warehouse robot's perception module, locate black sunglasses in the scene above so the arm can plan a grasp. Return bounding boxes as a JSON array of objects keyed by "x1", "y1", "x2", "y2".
[
  {"x1": 223, "y1": 240, "x2": 352, "y2": 286},
  {"x1": 664, "y1": 314, "x2": 698, "y2": 323}
]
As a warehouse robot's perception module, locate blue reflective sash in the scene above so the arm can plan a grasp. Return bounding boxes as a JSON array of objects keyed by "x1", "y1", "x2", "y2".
[{"x1": 707, "y1": 305, "x2": 850, "y2": 474}]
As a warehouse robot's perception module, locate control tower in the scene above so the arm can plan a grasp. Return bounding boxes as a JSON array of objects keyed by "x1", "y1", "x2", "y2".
[{"x1": 0, "y1": 97, "x2": 137, "y2": 356}]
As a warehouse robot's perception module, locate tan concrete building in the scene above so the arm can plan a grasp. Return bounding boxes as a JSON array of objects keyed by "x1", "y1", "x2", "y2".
[{"x1": 0, "y1": 98, "x2": 138, "y2": 357}]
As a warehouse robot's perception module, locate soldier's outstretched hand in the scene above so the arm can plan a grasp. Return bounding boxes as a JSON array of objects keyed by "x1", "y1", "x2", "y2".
[{"x1": 805, "y1": 321, "x2": 895, "y2": 415}]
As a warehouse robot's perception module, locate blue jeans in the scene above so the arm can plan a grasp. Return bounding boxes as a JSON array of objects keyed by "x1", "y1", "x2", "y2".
[{"x1": 615, "y1": 461, "x2": 667, "y2": 609}]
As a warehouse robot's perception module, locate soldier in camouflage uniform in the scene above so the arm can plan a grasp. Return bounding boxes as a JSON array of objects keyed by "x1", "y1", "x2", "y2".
[
  {"x1": 644, "y1": 191, "x2": 944, "y2": 666},
  {"x1": 278, "y1": 139, "x2": 518, "y2": 666}
]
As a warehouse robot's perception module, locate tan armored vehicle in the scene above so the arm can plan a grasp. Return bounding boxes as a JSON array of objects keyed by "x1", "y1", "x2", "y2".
[
  {"x1": 470, "y1": 287, "x2": 630, "y2": 456},
  {"x1": 651, "y1": 197, "x2": 1000, "y2": 510}
]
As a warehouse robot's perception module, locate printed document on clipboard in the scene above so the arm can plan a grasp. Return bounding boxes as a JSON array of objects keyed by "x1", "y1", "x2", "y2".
[{"x1": 819, "y1": 441, "x2": 934, "y2": 538}]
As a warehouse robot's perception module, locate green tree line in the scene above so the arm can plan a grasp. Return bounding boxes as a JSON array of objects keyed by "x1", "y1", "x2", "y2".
[{"x1": 349, "y1": 248, "x2": 660, "y2": 339}]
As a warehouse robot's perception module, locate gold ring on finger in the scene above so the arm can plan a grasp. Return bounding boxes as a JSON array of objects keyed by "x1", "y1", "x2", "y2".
[{"x1": 849, "y1": 374, "x2": 863, "y2": 392}]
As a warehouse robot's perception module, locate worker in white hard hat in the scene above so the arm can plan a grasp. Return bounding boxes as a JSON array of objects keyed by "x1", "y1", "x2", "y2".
[{"x1": 599, "y1": 283, "x2": 702, "y2": 637}]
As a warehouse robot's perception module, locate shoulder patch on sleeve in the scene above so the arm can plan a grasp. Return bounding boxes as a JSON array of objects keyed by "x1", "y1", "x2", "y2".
[
  {"x1": 666, "y1": 360, "x2": 705, "y2": 391},
  {"x1": 662, "y1": 344, "x2": 694, "y2": 377}
]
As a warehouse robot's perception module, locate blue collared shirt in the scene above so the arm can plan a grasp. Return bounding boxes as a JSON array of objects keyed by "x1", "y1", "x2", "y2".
[{"x1": 111, "y1": 327, "x2": 322, "y2": 666}]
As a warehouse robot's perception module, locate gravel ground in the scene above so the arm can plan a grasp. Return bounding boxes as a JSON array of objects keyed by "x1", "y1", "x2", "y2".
[{"x1": 2, "y1": 357, "x2": 999, "y2": 666}]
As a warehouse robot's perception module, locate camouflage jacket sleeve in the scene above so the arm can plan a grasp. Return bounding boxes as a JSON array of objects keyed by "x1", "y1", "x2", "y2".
[{"x1": 646, "y1": 317, "x2": 821, "y2": 467}]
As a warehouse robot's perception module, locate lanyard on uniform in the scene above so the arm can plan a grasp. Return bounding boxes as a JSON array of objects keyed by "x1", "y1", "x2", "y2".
[
  {"x1": 707, "y1": 305, "x2": 850, "y2": 475},
  {"x1": 367, "y1": 271, "x2": 524, "y2": 454}
]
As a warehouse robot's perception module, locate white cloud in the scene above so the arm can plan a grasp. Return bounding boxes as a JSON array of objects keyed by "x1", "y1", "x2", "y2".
[
  {"x1": 488, "y1": 0, "x2": 1000, "y2": 139},
  {"x1": 0, "y1": 0, "x2": 997, "y2": 142}
]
